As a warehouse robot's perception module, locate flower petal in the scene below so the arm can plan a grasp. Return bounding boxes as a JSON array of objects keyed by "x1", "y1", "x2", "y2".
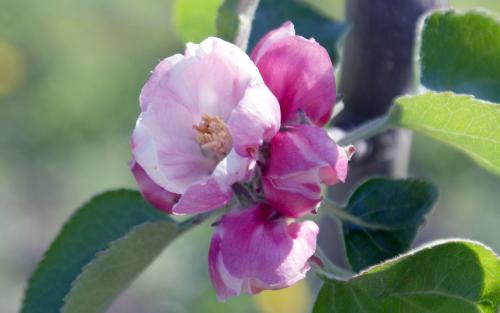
[
  {"x1": 172, "y1": 150, "x2": 253, "y2": 215},
  {"x1": 171, "y1": 177, "x2": 232, "y2": 215},
  {"x1": 142, "y1": 37, "x2": 263, "y2": 119},
  {"x1": 131, "y1": 109, "x2": 214, "y2": 194},
  {"x1": 139, "y1": 54, "x2": 184, "y2": 112},
  {"x1": 208, "y1": 230, "x2": 242, "y2": 300},
  {"x1": 177, "y1": 37, "x2": 264, "y2": 120},
  {"x1": 129, "y1": 159, "x2": 179, "y2": 213},
  {"x1": 262, "y1": 171, "x2": 322, "y2": 218},
  {"x1": 263, "y1": 125, "x2": 348, "y2": 217},
  {"x1": 228, "y1": 82, "x2": 281, "y2": 158},
  {"x1": 251, "y1": 22, "x2": 336, "y2": 127},
  {"x1": 251, "y1": 21, "x2": 295, "y2": 64},
  {"x1": 208, "y1": 205, "x2": 319, "y2": 301}
]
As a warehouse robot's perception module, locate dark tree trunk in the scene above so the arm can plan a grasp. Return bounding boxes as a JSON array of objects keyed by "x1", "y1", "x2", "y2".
[{"x1": 321, "y1": 0, "x2": 448, "y2": 268}]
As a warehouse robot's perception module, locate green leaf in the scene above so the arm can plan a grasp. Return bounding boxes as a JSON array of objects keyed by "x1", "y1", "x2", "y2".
[
  {"x1": 420, "y1": 10, "x2": 500, "y2": 102},
  {"x1": 62, "y1": 221, "x2": 176, "y2": 313},
  {"x1": 313, "y1": 240, "x2": 500, "y2": 313},
  {"x1": 21, "y1": 190, "x2": 179, "y2": 313},
  {"x1": 174, "y1": 0, "x2": 223, "y2": 42},
  {"x1": 339, "y1": 178, "x2": 438, "y2": 272},
  {"x1": 391, "y1": 92, "x2": 500, "y2": 176}
]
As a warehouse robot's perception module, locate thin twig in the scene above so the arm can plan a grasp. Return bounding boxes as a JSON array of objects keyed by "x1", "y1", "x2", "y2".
[
  {"x1": 233, "y1": 0, "x2": 261, "y2": 51},
  {"x1": 312, "y1": 246, "x2": 353, "y2": 281},
  {"x1": 337, "y1": 114, "x2": 391, "y2": 146}
]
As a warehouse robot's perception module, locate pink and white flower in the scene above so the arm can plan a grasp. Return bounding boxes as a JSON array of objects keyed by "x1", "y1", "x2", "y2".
[
  {"x1": 131, "y1": 37, "x2": 280, "y2": 215},
  {"x1": 208, "y1": 204, "x2": 319, "y2": 301},
  {"x1": 131, "y1": 22, "x2": 350, "y2": 302},
  {"x1": 262, "y1": 125, "x2": 349, "y2": 218},
  {"x1": 251, "y1": 22, "x2": 336, "y2": 127}
]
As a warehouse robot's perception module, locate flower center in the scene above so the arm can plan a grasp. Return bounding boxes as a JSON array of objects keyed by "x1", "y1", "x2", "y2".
[{"x1": 193, "y1": 114, "x2": 232, "y2": 162}]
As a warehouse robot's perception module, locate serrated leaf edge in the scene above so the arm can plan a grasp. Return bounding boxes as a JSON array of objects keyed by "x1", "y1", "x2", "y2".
[
  {"x1": 20, "y1": 189, "x2": 170, "y2": 312},
  {"x1": 354, "y1": 238, "x2": 500, "y2": 279},
  {"x1": 60, "y1": 220, "x2": 179, "y2": 312}
]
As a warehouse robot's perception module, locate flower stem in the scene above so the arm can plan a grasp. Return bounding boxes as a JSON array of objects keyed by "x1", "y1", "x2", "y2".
[
  {"x1": 178, "y1": 199, "x2": 238, "y2": 233},
  {"x1": 312, "y1": 246, "x2": 353, "y2": 281},
  {"x1": 337, "y1": 114, "x2": 391, "y2": 146},
  {"x1": 178, "y1": 211, "x2": 215, "y2": 234},
  {"x1": 321, "y1": 200, "x2": 366, "y2": 226},
  {"x1": 321, "y1": 199, "x2": 393, "y2": 231}
]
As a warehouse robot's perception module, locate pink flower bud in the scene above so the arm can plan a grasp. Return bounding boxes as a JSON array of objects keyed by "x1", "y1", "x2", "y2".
[
  {"x1": 208, "y1": 204, "x2": 318, "y2": 301},
  {"x1": 263, "y1": 125, "x2": 348, "y2": 218},
  {"x1": 251, "y1": 22, "x2": 336, "y2": 127}
]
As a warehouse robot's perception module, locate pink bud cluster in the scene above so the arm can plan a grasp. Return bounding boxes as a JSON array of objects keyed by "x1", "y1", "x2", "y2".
[{"x1": 130, "y1": 22, "x2": 350, "y2": 301}]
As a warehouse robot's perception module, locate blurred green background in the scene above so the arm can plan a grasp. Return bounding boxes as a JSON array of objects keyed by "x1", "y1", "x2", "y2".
[{"x1": 1, "y1": 0, "x2": 499, "y2": 312}]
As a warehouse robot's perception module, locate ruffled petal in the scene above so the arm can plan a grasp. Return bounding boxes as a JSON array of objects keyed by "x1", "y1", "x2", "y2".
[
  {"x1": 251, "y1": 22, "x2": 336, "y2": 127},
  {"x1": 142, "y1": 37, "x2": 262, "y2": 119},
  {"x1": 208, "y1": 205, "x2": 319, "y2": 301},
  {"x1": 228, "y1": 82, "x2": 281, "y2": 158},
  {"x1": 171, "y1": 177, "x2": 232, "y2": 215},
  {"x1": 139, "y1": 54, "x2": 184, "y2": 112},
  {"x1": 131, "y1": 109, "x2": 213, "y2": 194},
  {"x1": 172, "y1": 150, "x2": 253, "y2": 215},
  {"x1": 263, "y1": 125, "x2": 348, "y2": 217}
]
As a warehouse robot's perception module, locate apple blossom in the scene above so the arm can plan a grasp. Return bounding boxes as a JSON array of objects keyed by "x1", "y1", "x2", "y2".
[
  {"x1": 208, "y1": 204, "x2": 319, "y2": 301},
  {"x1": 131, "y1": 37, "x2": 280, "y2": 215},
  {"x1": 130, "y1": 23, "x2": 349, "y2": 302}
]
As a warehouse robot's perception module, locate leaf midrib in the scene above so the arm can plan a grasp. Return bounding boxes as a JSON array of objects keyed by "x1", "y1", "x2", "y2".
[
  {"x1": 390, "y1": 290, "x2": 480, "y2": 310},
  {"x1": 402, "y1": 123, "x2": 500, "y2": 172},
  {"x1": 342, "y1": 286, "x2": 481, "y2": 312}
]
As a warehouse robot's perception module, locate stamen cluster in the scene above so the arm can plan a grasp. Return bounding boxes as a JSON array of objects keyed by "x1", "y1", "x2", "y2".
[{"x1": 193, "y1": 114, "x2": 233, "y2": 161}]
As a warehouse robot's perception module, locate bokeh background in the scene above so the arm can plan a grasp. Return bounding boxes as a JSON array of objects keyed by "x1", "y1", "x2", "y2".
[{"x1": 1, "y1": 0, "x2": 499, "y2": 312}]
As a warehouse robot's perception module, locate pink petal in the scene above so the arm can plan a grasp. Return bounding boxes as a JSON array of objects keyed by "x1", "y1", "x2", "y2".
[
  {"x1": 251, "y1": 21, "x2": 295, "y2": 64},
  {"x1": 251, "y1": 22, "x2": 336, "y2": 127},
  {"x1": 141, "y1": 37, "x2": 262, "y2": 119},
  {"x1": 129, "y1": 159, "x2": 179, "y2": 213},
  {"x1": 208, "y1": 231, "x2": 241, "y2": 300},
  {"x1": 262, "y1": 171, "x2": 322, "y2": 218},
  {"x1": 228, "y1": 82, "x2": 281, "y2": 158},
  {"x1": 263, "y1": 125, "x2": 348, "y2": 218},
  {"x1": 208, "y1": 205, "x2": 319, "y2": 301},
  {"x1": 139, "y1": 54, "x2": 184, "y2": 112},
  {"x1": 172, "y1": 150, "x2": 253, "y2": 215},
  {"x1": 132, "y1": 107, "x2": 215, "y2": 195},
  {"x1": 172, "y1": 178, "x2": 232, "y2": 215}
]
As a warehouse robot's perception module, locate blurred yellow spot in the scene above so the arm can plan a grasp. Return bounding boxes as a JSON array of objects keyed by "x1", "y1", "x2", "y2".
[
  {"x1": 0, "y1": 40, "x2": 25, "y2": 97},
  {"x1": 254, "y1": 281, "x2": 311, "y2": 313}
]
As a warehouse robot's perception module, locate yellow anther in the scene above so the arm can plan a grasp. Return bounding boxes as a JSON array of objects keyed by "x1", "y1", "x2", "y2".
[{"x1": 193, "y1": 114, "x2": 232, "y2": 161}]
